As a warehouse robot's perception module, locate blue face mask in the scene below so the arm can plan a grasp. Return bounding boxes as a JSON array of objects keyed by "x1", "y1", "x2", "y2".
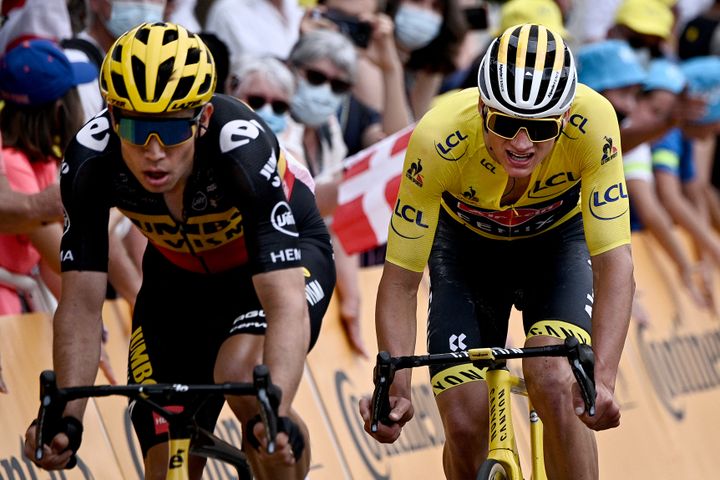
[
  {"x1": 256, "y1": 104, "x2": 288, "y2": 134},
  {"x1": 394, "y1": 3, "x2": 443, "y2": 51},
  {"x1": 105, "y1": 1, "x2": 165, "y2": 38},
  {"x1": 290, "y1": 78, "x2": 344, "y2": 127}
]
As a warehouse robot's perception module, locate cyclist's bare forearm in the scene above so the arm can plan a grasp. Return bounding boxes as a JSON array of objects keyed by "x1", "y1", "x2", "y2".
[
  {"x1": 254, "y1": 268, "x2": 308, "y2": 416},
  {"x1": 375, "y1": 262, "x2": 423, "y2": 396},
  {"x1": 52, "y1": 271, "x2": 108, "y2": 419},
  {"x1": 590, "y1": 245, "x2": 634, "y2": 388}
]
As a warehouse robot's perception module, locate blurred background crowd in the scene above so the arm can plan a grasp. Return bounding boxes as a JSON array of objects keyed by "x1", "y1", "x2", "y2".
[{"x1": 0, "y1": 0, "x2": 719, "y2": 394}]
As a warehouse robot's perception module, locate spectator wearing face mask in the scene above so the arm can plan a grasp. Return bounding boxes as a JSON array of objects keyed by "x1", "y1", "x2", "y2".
[
  {"x1": 300, "y1": 0, "x2": 411, "y2": 155},
  {"x1": 285, "y1": 29, "x2": 368, "y2": 357},
  {"x1": 382, "y1": 0, "x2": 468, "y2": 118},
  {"x1": 62, "y1": 0, "x2": 167, "y2": 122},
  {"x1": 228, "y1": 56, "x2": 296, "y2": 136}
]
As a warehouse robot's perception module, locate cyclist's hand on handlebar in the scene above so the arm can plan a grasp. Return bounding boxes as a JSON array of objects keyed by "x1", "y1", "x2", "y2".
[
  {"x1": 573, "y1": 380, "x2": 620, "y2": 431},
  {"x1": 23, "y1": 421, "x2": 74, "y2": 470},
  {"x1": 248, "y1": 416, "x2": 306, "y2": 466},
  {"x1": 358, "y1": 394, "x2": 414, "y2": 443}
]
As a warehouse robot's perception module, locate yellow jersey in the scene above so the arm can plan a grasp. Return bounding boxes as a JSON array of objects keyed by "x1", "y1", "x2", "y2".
[{"x1": 386, "y1": 84, "x2": 631, "y2": 273}]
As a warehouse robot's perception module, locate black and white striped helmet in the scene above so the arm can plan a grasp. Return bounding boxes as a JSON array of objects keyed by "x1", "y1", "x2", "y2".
[{"x1": 478, "y1": 24, "x2": 576, "y2": 118}]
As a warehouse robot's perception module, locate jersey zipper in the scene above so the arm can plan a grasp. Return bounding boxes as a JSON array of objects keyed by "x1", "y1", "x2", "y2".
[{"x1": 175, "y1": 221, "x2": 211, "y2": 273}]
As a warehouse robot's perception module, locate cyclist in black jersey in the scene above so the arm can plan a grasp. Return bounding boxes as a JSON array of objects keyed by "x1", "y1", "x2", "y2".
[
  {"x1": 359, "y1": 25, "x2": 635, "y2": 479},
  {"x1": 23, "y1": 23, "x2": 335, "y2": 480}
]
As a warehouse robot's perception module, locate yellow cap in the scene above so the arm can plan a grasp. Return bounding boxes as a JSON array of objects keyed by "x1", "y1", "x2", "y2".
[
  {"x1": 498, "y1": 0, "x2": 568, "y2": 38},
  {"x1": 615, "y1": 0, "x2": 674, "y2": 39}
]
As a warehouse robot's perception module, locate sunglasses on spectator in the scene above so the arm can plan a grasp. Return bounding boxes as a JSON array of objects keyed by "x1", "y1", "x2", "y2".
[
  {"x1": 245, "y1": 95, "x2": 290, "y2": 114},
  {"x1": 113, "y1": 109, "x2": 202, "y2": 147},
  {"x1": 303, "y1": 68, "x2": 353, "y2": 94},
  {"x1": 483, "y1": 108, "x2": 564, "y2": 143}
]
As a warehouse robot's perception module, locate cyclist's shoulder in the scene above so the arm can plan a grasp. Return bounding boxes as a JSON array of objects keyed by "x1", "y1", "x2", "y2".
[
  {"x1": 417, "y1": 88, "x2": 481, "y2": 132},
  {"x1": 204, "y1": 93, "x2": 279, "y2": 163},
  {"x1": 409, "y1": 88, "x2": 483, "y2": 160},
  {"x1": 565, "y1": 83, "x2": 617, "y2": 128},
  {"x1": 65, "y1": 109, "x2": 119, "y2": 168}
]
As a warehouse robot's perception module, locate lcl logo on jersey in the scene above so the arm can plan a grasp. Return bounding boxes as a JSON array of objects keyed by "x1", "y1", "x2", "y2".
[
  {"x1": 393, "y1": 198, "x2": 429, "y2": 228},
  {"x1": 589, "y1": 182, "x2": 629, "y2": 220},
  {"x1": 435, "y1": 130, "x2": 469, "y2": 161},
  {"x1": 219, "y1": 119, "x2": 265, "y2": 153},
  {"x1": 527, "y1": 171, "x2": 578, "y2": 199},
  {"x1": 271, "y1": 201, "x2": 298, "y2": 237},
  {"x1": 390, "y1": 198, "x2": 428, "y2": 239},
  {"x1": 569, "y1": 114, "x2": 588, "y2": 134}
]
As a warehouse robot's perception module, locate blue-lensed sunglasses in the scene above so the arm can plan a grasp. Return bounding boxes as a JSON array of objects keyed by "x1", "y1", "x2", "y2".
[{"x1": 113, "y1": 109, "x2": 202, "y2": 147}]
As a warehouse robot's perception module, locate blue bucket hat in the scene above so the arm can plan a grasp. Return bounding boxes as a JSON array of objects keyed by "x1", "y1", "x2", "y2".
[
  {"x1": 0, "y1": 38, "x2": 97, "y2": 106},
  {"x1": 643, "y1": 58, "x2": 685, "y2": 94},
  {"x1": 577, "y1": 40, "x2": 646, "y2": 92},
  {"x1": 681, "y1": 56, "x2": 720, "y2": 124}
]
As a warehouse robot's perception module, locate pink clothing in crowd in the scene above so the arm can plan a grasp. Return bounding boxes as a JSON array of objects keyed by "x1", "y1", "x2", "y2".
[{"x1": 0, "y1": 147, "x2": 58, "y2": 314}]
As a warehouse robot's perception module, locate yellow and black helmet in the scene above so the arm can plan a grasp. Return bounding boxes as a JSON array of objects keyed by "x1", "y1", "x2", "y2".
[
  {"x1": 100, "y1": 22, "x2": 216, "y2": 113},
  {"x1": 478, "y1": 24, "x2": 576, "y2": 118}
]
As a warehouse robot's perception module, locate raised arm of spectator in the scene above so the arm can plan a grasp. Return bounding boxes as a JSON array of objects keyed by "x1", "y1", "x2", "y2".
[{"x1": 361, "y1": 12, "x2": 412, "y2": 133}]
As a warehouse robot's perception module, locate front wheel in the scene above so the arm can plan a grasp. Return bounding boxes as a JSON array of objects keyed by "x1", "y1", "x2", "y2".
[{"x1": 476, "y1": 459, "x2": 510, "y2": 480}]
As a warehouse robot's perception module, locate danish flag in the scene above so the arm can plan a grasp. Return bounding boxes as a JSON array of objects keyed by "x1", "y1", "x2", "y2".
[{"x1": 331, "y1": 125, "x2": 415, "y2": 254}]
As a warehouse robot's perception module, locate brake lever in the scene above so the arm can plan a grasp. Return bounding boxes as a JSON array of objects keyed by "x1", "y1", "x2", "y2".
[
  {"x1": 370, "y1": 351, "x2": 395, "y2": 433},
  {"x1": 36, "y1": 370, "x2": 74, "y2": 465},
  {"x1": 253, "y1": 365, "x2": 280, "y2": 455},
  {"x1": 564, "y1": 338, "x2": 597, "y2": 417}
]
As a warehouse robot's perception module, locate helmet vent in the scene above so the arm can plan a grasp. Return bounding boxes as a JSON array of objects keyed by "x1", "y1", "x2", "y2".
[
  {"x1": 172, "y1": 76, "x2": 194, "y2": 102},
  {"x1": 155, "y1": 58, "x2": 175, "y2": 101},
  {"x1": 111, "y1": 44, "x2": 123, "y2": 62},
  {"x1": 135, "y1": 27, "x2": 150, "y2": 44},
  {"x1": 163, "y1": 29, "x2": 179, "y2": 45},
  {"x1": 198, "y1": 73, "x2": 213, "y2": 95},
  {"x1": 186, "y1": 47, "x2": 200, "y2": 66},
  {"x1": 132, "y1": 56, "x2": 148, "y2": 100},
  {"x1": 111, "y1": 72, "x2": 129, "y2": 100}
]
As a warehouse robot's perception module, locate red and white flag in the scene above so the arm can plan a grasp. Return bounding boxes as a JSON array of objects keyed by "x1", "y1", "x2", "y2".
[{"x1": 331, "y1": 124, "x2": 415, "y2": 254}]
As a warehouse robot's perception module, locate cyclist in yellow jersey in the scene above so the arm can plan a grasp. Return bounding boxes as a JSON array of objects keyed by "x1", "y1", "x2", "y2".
[{"x1": 360, "y1": 24, "x2": 634, "y2": 479}]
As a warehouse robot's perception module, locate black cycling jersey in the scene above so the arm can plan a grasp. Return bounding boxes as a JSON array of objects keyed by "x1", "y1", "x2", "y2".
[
  {"x1": 60, "y1": 94, "x2": 328, "y2": 275},
  {"x1": 59, "y1": 94, "x2": 337, "y2": 454}
]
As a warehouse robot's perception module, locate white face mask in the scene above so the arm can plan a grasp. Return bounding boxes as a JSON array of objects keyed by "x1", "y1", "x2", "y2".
[
  {"x1": 105, "y1": 1, "x2": 165, "y2": 38},
  {"x1": 290, "y1": 78, "x2": 344, "y2": 127},
  {"x1": 394, "y1": 3, "x2": 443, "y2": 51}
]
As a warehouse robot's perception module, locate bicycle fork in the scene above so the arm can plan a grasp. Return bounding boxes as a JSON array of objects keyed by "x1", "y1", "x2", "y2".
[{"x1": 485, "y1": 366, "x2": 548, "y2": 480}]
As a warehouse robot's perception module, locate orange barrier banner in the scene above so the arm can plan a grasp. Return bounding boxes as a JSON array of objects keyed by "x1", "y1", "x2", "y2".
[
  {"x1": 0, "y1": 312, "x2": 124, "y2": 479},
  {"x1": 306, "y1": 267, "x2": 448, "y2": 479}
]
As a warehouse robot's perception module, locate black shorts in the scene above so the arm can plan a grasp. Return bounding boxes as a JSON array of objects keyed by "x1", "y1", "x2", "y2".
[
  {"x1": 426, "y1": 210, "x2": 593, "y2": 394},
  {"x1": 128, "y1": 239, "x2": 335, "y2": 455}
]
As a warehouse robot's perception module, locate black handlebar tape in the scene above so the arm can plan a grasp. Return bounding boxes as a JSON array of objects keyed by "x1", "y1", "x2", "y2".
[{"x1": 371, "y1": 351, "x2": 394, "y2": 432}]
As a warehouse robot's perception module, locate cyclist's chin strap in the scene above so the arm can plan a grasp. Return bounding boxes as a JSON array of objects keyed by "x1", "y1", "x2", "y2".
[{"x1": 244, "y1": 415, "x2": 306, "y2": 460}]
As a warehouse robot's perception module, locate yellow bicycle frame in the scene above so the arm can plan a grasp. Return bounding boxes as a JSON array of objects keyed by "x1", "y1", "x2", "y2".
[
  {"x1": 166, "y1": 437, "x2": 193, "y2": 480},
  {"x1": 484, "y1": 367, "x2": 547, "y2": 480}
]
